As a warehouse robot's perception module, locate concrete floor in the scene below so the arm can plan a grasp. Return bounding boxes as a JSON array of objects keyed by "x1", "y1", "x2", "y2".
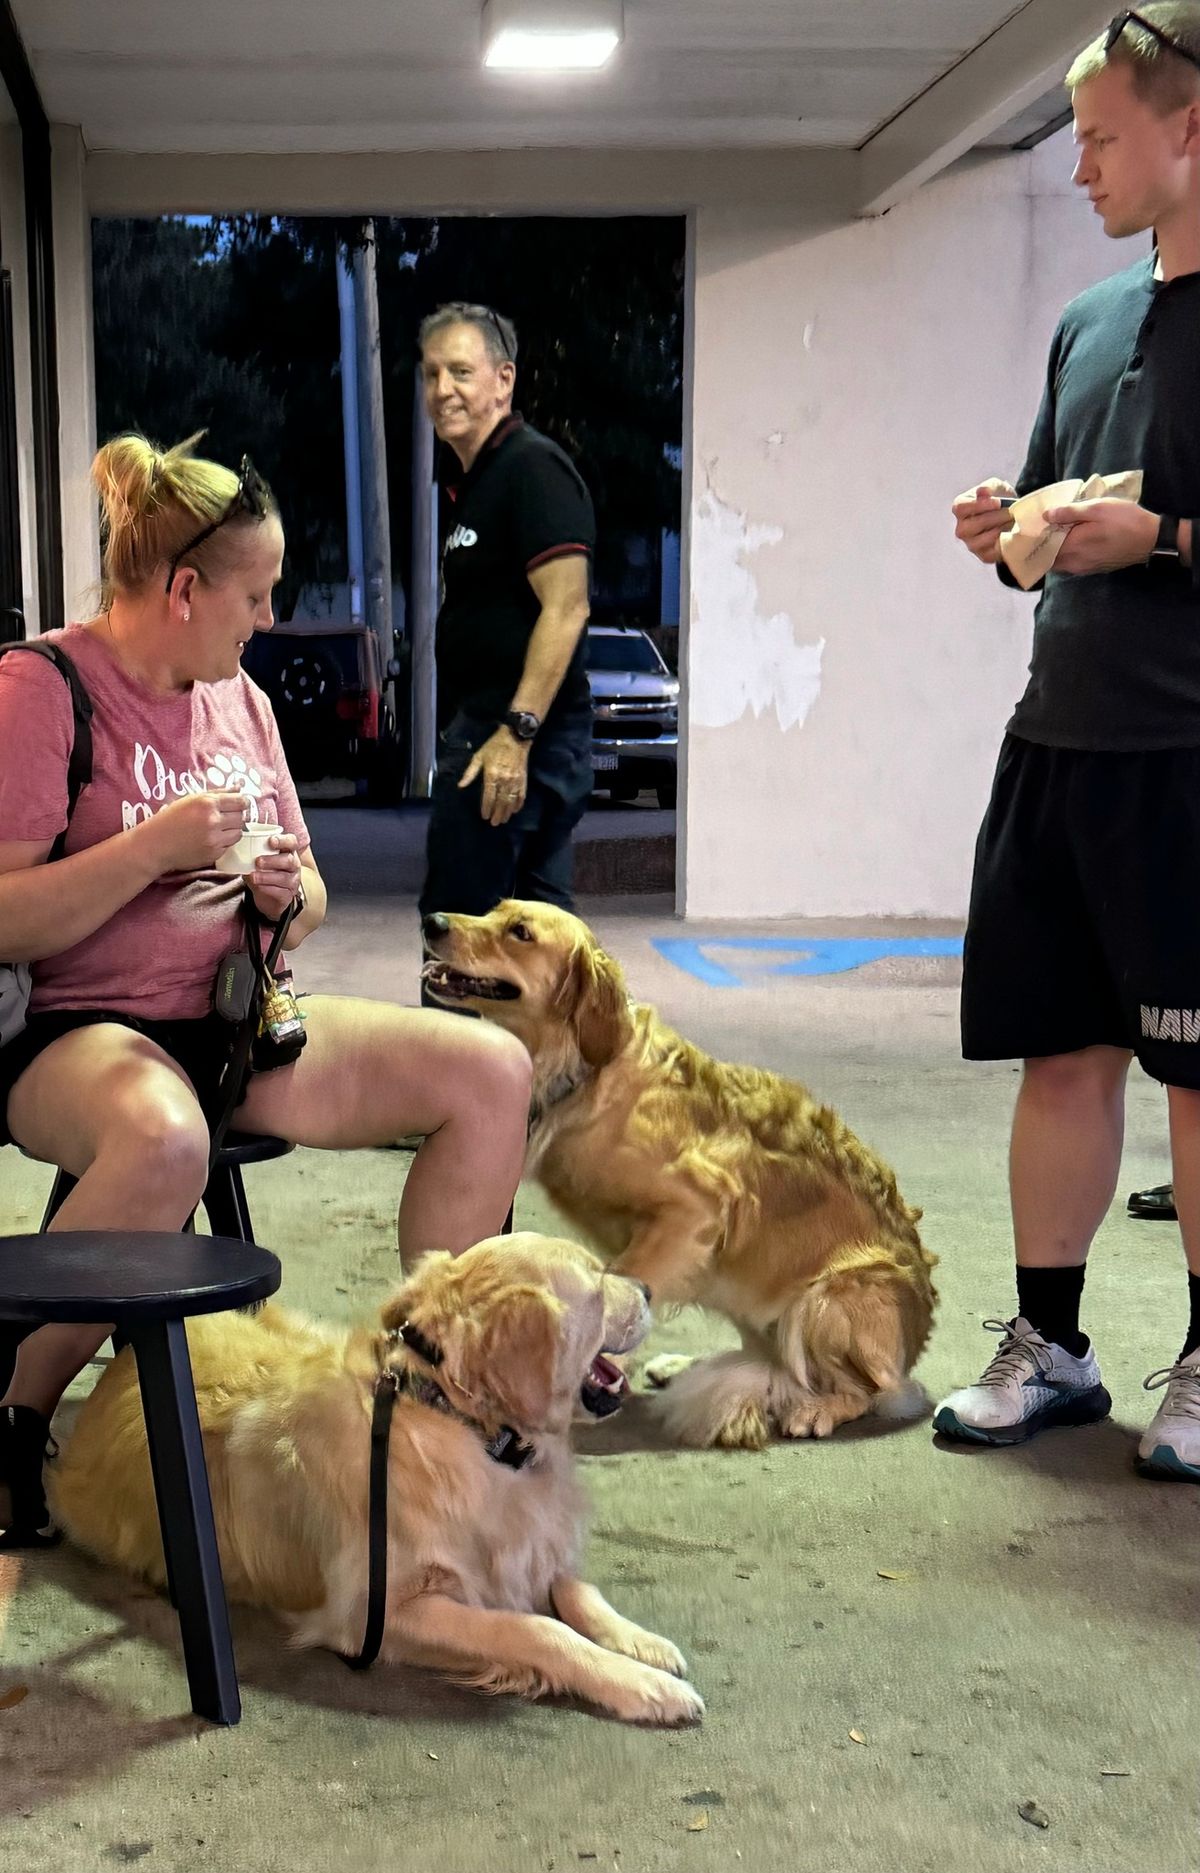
[{"x1": 1, "y1": 821, "x2": 1197, "y2": 1873}]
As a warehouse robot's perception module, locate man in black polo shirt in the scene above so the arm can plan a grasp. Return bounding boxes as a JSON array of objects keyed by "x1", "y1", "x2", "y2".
[
  {"x1": 935, "y1": 6, "x2": 1200, "y2": 1481},
  {"x1": 416, "y1": 302, "x2": 595, "y2": 926}
]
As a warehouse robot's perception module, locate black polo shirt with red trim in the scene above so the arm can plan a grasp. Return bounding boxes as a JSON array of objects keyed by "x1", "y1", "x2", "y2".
[{"x1": 436, "y1": 415, "x2": 595, "y2": 730}]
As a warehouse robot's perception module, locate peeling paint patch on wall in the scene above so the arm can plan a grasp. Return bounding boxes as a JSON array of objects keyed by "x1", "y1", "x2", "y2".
[{"x1": 690, "y1": 483, "x2": 825, "y2": 731}]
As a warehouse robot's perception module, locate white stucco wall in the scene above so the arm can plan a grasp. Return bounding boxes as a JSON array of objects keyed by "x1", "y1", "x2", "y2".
[{"x1": 683, "y1": 133, "x2": 1139, "y2": 918}]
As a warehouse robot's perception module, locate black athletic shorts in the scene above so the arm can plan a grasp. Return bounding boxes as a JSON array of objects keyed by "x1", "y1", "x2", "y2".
[
  {"x1": 962, "y1": 734, "x2": 1200, "y2": 1089},
  {"x1": 0, "y1": 1009, "x2": 246, "y2": 1148}
]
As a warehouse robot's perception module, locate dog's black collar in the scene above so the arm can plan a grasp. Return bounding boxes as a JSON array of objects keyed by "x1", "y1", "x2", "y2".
[
  {"x1": 529, "y1": 1065, "x2": 592, "y2": 1129},
  {"x1": 345, "y1": 1329, "x2": 534, "y2": 1671},
  {"x1": 397, "y1": 1320, "x2": 443, "y2": 1367}
]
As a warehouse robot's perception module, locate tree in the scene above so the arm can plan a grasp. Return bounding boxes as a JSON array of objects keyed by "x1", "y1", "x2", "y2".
[{"x1": 92, "y1": 216, "x2": 346, "y2": 618}]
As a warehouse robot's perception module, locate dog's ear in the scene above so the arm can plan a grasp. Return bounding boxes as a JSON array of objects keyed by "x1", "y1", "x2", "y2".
[
  {"x1": 557, "y1": 939, "x2": 629, "y2": 1067},
  {"x1": 379, "y1": 1251, "x2": 454, "y2": 1334},
  {"x1": 443, "y1": 1283, "x2": 567, "y2": 1429}
]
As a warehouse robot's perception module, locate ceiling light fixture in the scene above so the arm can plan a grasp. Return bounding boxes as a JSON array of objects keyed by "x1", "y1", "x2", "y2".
[{"x1": 481, "y1": 0, "x2": 623, "y2": 72}]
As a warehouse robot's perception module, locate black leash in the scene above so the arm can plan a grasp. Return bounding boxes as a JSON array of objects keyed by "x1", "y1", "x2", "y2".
[
  {"x1": 345, "y1": 1366, "x2": 401, "y2": 1672},
  {"x1": 344, "y1": 1325, "x2": 535, "y2": 1671}
]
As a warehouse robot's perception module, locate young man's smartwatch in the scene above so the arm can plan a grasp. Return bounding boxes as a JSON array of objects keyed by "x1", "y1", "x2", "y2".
[
  {"x1": 1150, "y1": 514, "x2": 1181, "y2": 560},
  {"x1": 503, "y1": 709, "x2": 541, "y2": 742}
]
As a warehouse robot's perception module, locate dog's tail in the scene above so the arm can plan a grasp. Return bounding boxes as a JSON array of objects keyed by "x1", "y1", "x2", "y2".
[{"x1": 648, "y1": 1350, "x2": 775, "y2": 1450}]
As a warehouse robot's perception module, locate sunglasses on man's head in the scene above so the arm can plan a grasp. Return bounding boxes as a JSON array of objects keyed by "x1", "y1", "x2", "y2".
[
  {"x1": 1105, "y1": 9, "x2": 1200, "y2": 73},
  {"x1": 444, "y1": 302, "x2": 514, "y2": 362},
  {"x1": 164, "y1": 454, "x2": 273, "y2": 594}
]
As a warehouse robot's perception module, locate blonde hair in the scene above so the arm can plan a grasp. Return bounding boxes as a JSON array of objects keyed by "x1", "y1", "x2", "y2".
[
  {"x1": 1067, "y1": 4, "x2": 1200, "y2": 113},
  {"x1": 92, "y1": 431, "x2": 278, "y2": 605}
]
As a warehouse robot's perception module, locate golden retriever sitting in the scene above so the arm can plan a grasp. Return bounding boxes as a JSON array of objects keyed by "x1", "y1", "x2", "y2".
[
  {"x1": 423, "y1": 905, "x2": 938, "y2": 1450},
  {"x1": 51, "y1": 1233, "x2": 703, "y2": 1726}
]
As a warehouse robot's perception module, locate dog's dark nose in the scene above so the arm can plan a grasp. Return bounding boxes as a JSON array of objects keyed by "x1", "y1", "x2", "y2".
[
  {"x1": 631, "y1": 1280, "x2": 651, "y2": 1301},
  {"x1": 422, "y1": 913, "x2": 451, "y2": 942}
]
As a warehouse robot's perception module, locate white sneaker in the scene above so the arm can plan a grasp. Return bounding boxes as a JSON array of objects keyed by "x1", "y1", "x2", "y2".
[
  {"x1": 1137, "y1": 1349, "x2": 1200, "y2": 1482},
  {"x1": 933, "y1": 1317, "x2": 1111, "y2": 1446}
]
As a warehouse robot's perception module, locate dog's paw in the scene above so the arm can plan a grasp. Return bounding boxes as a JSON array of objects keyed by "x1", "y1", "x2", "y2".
[
  {"x1": 781, "y1": 1393, "x2": 866, "y2": 1440},
  {"x1": 602, "y1": 1622, "x2": 688, "y2": 1677},
  {"x1": 642, "y1": 1352, "x2": 696, "y2": 1390},
  {"x1": 603, "y1": 1659, "x2": 704, "y2": 1727}
]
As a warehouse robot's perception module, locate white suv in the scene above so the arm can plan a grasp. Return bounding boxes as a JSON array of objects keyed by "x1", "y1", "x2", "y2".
[{"x1": 586, "y1": 626, "x2": 678, "y2": 808}]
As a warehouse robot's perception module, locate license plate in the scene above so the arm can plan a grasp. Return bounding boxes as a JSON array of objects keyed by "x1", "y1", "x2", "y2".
[{"x1": 592, "y1": 753, "x2": 618, "y2": 772}]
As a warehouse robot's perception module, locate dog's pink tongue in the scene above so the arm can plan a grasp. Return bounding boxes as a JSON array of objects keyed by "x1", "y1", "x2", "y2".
[{"x1": 588, "y1": 1354, "x2": 628, "y2": 1398}]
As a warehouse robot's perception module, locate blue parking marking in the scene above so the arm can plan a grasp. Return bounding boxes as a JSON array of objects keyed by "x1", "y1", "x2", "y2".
[{"x1": 650, "y1": 935, "x2": 963, "y2": 988}]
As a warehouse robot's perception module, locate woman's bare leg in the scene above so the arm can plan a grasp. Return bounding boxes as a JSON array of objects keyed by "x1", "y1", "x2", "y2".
[
  {"x1": 2, "y1": 1028, "x2": 210, "y2": 1520},
  {"x1": 237, "y1": 996, "x2": 531, "y2": 1262}
]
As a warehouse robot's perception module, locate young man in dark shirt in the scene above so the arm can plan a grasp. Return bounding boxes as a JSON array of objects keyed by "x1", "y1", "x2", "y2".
[
  {"x1": 937, "y1": 6, "x2": 1200, "y2": 1480},
  {"x1": 416, "y1": 303, "x2": 595, "y2": 925}
]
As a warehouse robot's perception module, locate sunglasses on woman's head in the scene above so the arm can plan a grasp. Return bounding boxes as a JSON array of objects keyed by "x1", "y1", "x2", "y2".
[
  {"x1": 1105, "y1": 10, "x2": 1200, "y2": 73},
  {"x1": 164, "y1": 455, "x2": 274, "y2": 595}
]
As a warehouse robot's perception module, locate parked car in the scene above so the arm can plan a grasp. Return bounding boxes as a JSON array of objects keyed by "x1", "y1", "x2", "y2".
[
  {"x1": 586, "y1": 625, "x2": 678, "y2": 808},
  {"x1": 242, "y1": 621, "x2": 407, "y2": 802}
]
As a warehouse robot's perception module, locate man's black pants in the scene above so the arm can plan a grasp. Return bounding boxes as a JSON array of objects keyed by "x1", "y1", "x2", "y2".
[{"x1": 418, "y1": 709, "x2": 594, "y2": 922}]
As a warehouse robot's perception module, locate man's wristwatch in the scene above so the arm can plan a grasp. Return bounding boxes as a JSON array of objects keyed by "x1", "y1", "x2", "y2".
[
  {"x1": 1151, "y1": 514, "x2": 1181, "y2": 560},
  {"x1": 503, "y1": 710, "x2": 541, "y2": 742}
]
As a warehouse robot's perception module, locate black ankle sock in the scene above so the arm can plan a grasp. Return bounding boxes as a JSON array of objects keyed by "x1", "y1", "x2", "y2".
[
  {"x1": 1015, "y1": 1264, "x2": 1089, "y2": 1358},
  {"x1": 1181, "y1": 1272, "x2": 1200, "y2": 1362}
]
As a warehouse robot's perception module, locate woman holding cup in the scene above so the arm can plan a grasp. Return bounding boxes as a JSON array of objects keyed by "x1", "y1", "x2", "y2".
[{"x1": 0, "y1": 432, "x2": 532, "y2": 1546}]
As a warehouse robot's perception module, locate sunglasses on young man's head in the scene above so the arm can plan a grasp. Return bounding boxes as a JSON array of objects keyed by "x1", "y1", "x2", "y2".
[
  {"x1": 1105, "y1": 9, "x2": 1200, "y2": 73},
  {"x1": 164, "y1": 454, "x2": 274, "y2": 594}
]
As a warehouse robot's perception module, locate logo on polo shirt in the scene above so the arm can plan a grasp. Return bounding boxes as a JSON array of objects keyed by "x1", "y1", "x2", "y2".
[{"x1": 445, "y1": 525, "x2": 478, "y2": 553}]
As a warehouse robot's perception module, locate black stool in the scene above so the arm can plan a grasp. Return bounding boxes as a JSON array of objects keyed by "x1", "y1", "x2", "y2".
[
  {"x1": 0, "y1": 1230, "x2": 280, "y2": 1725},
  {"x1": 39, "y1": 1132, "x2": 295, "y2": 1240}
]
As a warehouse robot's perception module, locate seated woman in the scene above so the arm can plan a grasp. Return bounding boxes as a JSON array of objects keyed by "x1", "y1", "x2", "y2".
[{"x1": 0, "y1": 433, "x2": 532, "y2": 1547}]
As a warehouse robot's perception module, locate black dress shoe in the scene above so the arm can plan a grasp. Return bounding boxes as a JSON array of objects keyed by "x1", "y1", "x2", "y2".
[{"x1": 1126, "y1": 1182, "x2": 1178, "y2": 1221}]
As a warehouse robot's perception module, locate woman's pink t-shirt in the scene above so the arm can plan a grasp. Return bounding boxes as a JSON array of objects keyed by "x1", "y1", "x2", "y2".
[{"x1": 0, "y1": 623, "x2": 310, "y2": 1019}]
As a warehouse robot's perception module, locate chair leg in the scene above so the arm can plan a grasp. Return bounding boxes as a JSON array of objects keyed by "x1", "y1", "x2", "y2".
[
  {"x1": 201, "y1": 1166, "x2": 252, "y2": 1243},
  {"x1": 40, "y1": 1168, "x2": 75, "y2": 1229},
  {"x1": 0, "y1": 1324, "x2": 32, "y2": 1395},
  {"x1": 12, "y1": 1160, "x2": 67, "y2": 1373},
  {"x1": 130, "y1": 1319, "x2": 240, "y2": 1726}
]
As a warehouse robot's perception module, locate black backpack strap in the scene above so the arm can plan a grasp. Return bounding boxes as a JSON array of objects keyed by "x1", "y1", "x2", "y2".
[{"x1": 0, "y1": 640, "x2": 94, "y2": 858}]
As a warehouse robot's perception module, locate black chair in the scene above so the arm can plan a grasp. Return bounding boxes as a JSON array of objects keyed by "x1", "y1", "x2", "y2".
[
  {"x1": 0, "y1": 1230, "x2": 280, "y2": 1725},
  {"x1": 39, "y1": 1132, "x2": 295, "y2": 1240}
]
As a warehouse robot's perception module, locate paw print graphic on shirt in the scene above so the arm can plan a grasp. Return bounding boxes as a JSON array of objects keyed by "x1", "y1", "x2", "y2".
[{"x1": 206, "y1": 752, "x2": 265, "y2": 822}]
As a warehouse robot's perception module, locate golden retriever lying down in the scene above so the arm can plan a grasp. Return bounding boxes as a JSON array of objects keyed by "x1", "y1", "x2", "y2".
[
  {"x1": 423, "y1": 904, "x2": 938, "y2": 1450},
  {"x1": 51, "y1": 1233, "x2": 703, "y2": 1726}
]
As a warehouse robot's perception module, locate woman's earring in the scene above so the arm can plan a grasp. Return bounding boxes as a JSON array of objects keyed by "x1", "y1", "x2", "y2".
[{"x1": 182, "y1": 608, "x2": 191, "y2": 622}]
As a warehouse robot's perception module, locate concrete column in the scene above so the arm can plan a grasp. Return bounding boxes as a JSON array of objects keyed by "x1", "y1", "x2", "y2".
[
  {"x1": 0, "y1": 122, "x2": 38, "y2": 633},
  {"x1": 409, "y1": 369, "x2": 438, "y2": 797},
  {"x1": 51, "y1": 124, "x2": 97, "y2": 625},
  {"x1": 351, "y1": 220, "x2": 393, "y2": 673},
  {"x1": 336, "y1": 243, "x2": 365, "y2": 624}
]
